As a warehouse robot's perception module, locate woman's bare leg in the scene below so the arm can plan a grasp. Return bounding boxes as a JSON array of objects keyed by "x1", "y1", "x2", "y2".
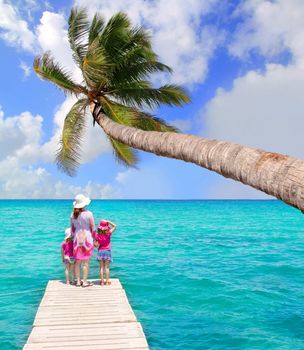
[
  {"x1": 100, "y1": 261, "x2": 105, "y2": 285},
  {"x1": 105, "y1": 261, "x2": 111, "y2": 285},
  {"x1": 75, "y1": 260, "x2": 81, "y2": 285},
  {"x1": 71, "y1": 264, "x2": 75, "y2": 284},
  {"x1": 64, "y1": 263, "x2": 70, "y2": 284},
  {"x1": 83, "y1": 260, "x2": 89, "y2": 284}
]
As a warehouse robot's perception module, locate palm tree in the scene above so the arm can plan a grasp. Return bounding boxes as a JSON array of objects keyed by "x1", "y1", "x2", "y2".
[{"x1": 34, "y1": 7, "x2": 304, "y2": 212}]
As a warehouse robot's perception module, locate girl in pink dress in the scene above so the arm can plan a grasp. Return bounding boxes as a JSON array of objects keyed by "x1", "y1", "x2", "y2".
[
  {"x1": 70, "y1": 194, "x2": 95, "y2": 287},
  {"x1": 93, "y1": 220, "x2": 116, "y2": 285},
  {"x1": 61, "y1": 228, "x2": 75, "y2": 284}
]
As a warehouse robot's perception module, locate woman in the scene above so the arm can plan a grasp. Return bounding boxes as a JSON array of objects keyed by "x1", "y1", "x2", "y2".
[{"x1": 71, "y1": 194, "x2": 95, "y2": 287}]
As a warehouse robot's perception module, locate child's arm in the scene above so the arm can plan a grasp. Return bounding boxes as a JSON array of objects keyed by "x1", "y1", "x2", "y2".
[{"x1": 108, "y1": 220, "x2": 117, "y2": 233}]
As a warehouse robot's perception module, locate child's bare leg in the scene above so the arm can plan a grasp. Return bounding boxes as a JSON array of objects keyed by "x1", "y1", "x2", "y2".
[
  {"x1": 75, "y1": 260, "x2": 81, "y2": 285},
  {"x1": 105, "y1": 261, "x2": 111, "y2": 285},
  {"x1": 99, "y1": 261, "x2": 105, "y2": 285},
  {"x1": 83, "y1": 260, "x2": 89, "y2": 284},
  {"x1": 65, "y1": 263, "x2": 70, "y2": 284}
]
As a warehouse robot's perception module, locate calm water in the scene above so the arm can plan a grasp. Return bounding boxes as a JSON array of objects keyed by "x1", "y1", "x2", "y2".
[{"x1": 0, "y1": 200, "x2": 304, "y2": 349}]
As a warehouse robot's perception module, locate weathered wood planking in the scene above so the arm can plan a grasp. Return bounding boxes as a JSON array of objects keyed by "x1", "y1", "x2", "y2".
[{"x1": 23, "y1": 279, "x2": 149, "y2": 350}]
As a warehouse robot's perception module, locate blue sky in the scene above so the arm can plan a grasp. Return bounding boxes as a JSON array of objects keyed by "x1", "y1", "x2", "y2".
[{"x1": 0, "y1": 0, "x2": 303, "y2": 199}]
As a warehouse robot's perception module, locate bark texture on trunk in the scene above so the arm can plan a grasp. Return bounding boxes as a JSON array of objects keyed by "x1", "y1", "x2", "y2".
[{"x1": 94, "y1": 108, "x2": 304, "y2": 212}]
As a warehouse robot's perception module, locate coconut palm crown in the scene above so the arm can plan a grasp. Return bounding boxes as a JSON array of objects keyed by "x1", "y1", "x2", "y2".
[{"x1": 33, "y1": 7, "x2": 190, "y2": 176}]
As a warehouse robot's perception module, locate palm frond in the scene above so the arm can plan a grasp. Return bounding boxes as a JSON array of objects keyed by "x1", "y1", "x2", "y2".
[
  {"x1": 123, "y1": 27, "x2": 152, "y2": 51},
  {"x1": 68, "y1": 7, "x2": 90, "y2": 67},
  {"x1": 98, "y1": 97, "x2": 178, "y2": 132},
  {"x1": 88, "y1": 13, "x2": 105, "y2": 45},
  {"x1": 98, "y1": 26, "x2": 156, "y2": 85},
  {"x1": 118, "y1": 45, "x2": 157, "y2": 65},
  {"x1": 98, "y1": 96, "x2": 135, "y2": 126},
  {"x1": 99, "y1": 12, "x2": 131, "y2": 57},
  {"x1": 156, "y1": 84, "x2": 190, "y2": 106},
  {"x1": 110, "y1": 27, "x2": 153, "y2": 64},
  {"x1": 109, "y1": 137, "x2": 138, "y2": 166},
  {"x1": 108, "y1": 82, "x2": 190, "y2": 108},
  {"x1": 111, "y1": 58, "x2": 172, "y2": 85},
  {"x1": 33, "y1": 52, "x2": 86, "y2": 95},
  {"x1": 132, "y1": 112, "x2": 179, "y2": 132},
  {"x1": 83, "y1": 41, "x2": 112, "y2": 90},
  {"x1": 56, "y1": 98, "x2": 89, "y2": 175},
  {"x1": 35, "y1": 8, "x2": 191, "y2": 174}
]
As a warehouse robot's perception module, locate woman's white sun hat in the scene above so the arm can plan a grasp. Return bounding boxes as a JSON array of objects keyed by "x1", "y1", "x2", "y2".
[
  {"x1": 73, "y1": 194, "x2": 91, "y2": 209},
  {"x1": 65, "y1": 228, "x2": 72, "y2": 239}
]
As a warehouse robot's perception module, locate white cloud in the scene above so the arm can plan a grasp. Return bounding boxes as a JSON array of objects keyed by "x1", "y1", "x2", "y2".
[
  {"x1": 36, "y1": 11, "x2": 83, "y2": 82},
  {"x1": 0, "y1": 0, "x2": 36, "y2": 52},
  {"x1": 14, "y1": 0, "x2": 44, "y2": 20},
  {"x1": 19, "y1": 61, "x2": 31, "y2": 78},
  {"x1": 201, "y1": 0, "x2": 304, "y2": 199},
  {"x1": 115, "y1": 169, "x2": 132, "y2": 184},
  {"x1": 35, "y1": 12, "x2": 111, "y2": 164},
  {"x1": 230, "y1": 0, "x2": 304, "y2": 63},
  {"x1": 206, "y1": 176, "x2": 270, "y2": 199},
  {"x1": 73, "y1": 0, "x2": 223, "y2": 86},
  {"x1": 33, "y1": 4, "x2": 220, "y2": 169},
  {"x1": 0, "y1": 106, "x2": 117, "y2": 199},
  {"x1": 41, "y1": 96, "x2": 111, "y2": 165},
  {"x1": 0, "y1": 160, "x2": 118, "y2": 199},
  {"x1": 205, "y1": 0, "x2": 304, "y2": 158},
  {"x1": 0, "y1": 0, "x2": 224, "y2": 86},
  {"x1": 0, "y1": 109, "x2": 42, "y2": 162},
  {"x1": 170, "y1": 118, "x2": 193, "y2": 133},
  {"x1": 81, "y1": 181, "x2": 119, "y2": 199},
  {"x1": 0, "y1": 7, "x2": 112, "y2": 197},
  {"x1": 205, "y1": 62, "x2": 304, "y2": 158},
  {"x1": 0, "y1": 1, "x2": 225, "y2": 191},
  {"x1": 203, "y1": 59, "x2": 304, "y2": 199},
  {"x1": 115, "y1": 166, "x2": 172, "y2": 199}
]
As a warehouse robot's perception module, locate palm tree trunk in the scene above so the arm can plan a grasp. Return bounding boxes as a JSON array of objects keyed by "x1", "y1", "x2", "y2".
[{"x1": 93, "y1": 106, "x2": 304, "y2": 212}]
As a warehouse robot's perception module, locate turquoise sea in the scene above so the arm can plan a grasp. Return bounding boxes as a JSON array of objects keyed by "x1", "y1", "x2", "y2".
[{"x1": 0, "y1": 200, "x2": 304, "y2": 349}]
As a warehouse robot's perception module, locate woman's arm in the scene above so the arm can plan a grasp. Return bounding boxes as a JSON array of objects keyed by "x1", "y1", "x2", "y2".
[
  {"x1": 89, "y1": 212, "x2": 96, "y2": 235},
  {"x1": 61, "y1": 245, "x2": 64, "y2": 262}
]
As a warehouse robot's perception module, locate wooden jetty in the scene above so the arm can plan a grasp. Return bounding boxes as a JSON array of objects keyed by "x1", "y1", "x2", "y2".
[{"x1": 23, "y1": 279, "x2": 149, "y2": 350}]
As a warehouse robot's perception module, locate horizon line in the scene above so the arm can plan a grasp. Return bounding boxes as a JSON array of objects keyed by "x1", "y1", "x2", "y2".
[{"x1": 0, "y1": 198, "x2": 278, "y2": 201}]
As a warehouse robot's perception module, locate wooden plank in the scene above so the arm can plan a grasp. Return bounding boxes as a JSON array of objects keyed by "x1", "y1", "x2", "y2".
[
  {"x1": 39, "y1": 287, "x2": 129, "y2": 307},
  {"x1": 23, "y1": 338, "x2": 148, "y2": 350},
  {"x1": 23, "y1": 279, "x2": 149, "y2": 350},
  {"x1": 47, "y1": 278, "x2": 122, "y2": 287},
  {"x1": 35, "y1": 305, "x2": 134, "y2": 317},
  {"x1": 42, "y1": 290, "x2": 126, "y2": 297},
  {"x1": 45, "y1": 279, "x2": 123, "y2": 291},
  {"x1": 24, "y1": 345, "x2": 148, "y2": 350},
  {"x1": 34, "y1": 315, "x2": 137, "y2": 327},
  {"x1": 24, "y1": 337, "x2": 148, "y2": 347},
  {"x1": 37, "y1": 303, "x2": 133, "y2": 311},
  {"x1": 28, "y1": 322, "x2": 146, "y2": 342}
]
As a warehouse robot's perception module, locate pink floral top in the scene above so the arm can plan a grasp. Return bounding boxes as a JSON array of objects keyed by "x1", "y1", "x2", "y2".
[
  {"x1": 70, "y1": 210, "x2": 95, "y2": 260},
  {"x1": 61, "y1": 240, "x2": 73, "y2": 257},
  {"x1": 93, "y1": 232, "x2": 112, "y2": 250}
]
